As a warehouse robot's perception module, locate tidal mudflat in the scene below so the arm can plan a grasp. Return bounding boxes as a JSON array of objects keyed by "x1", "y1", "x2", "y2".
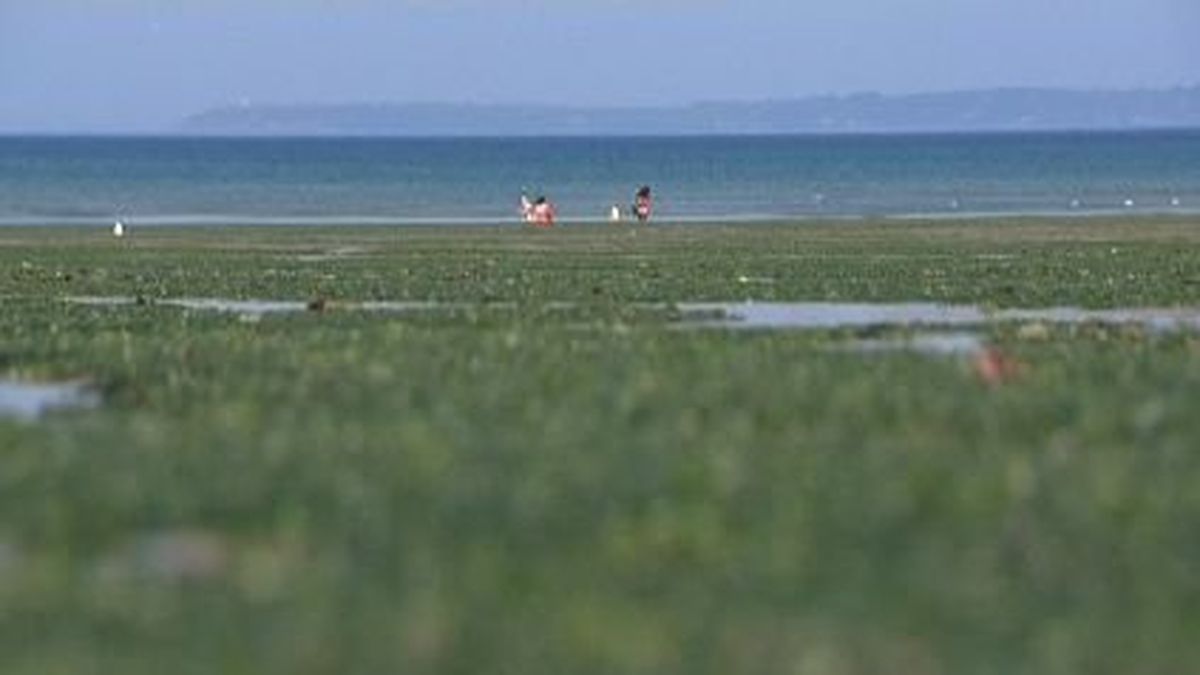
[{"x1": 2, "y1": 217, "x2": 1200, "y2": 674}]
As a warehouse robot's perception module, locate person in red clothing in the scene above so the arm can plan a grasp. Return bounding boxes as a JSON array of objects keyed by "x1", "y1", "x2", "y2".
[
  {"x1": 633, "y1": 185, "x2": 653, "y2": 222},
  {"x1": 531, "y1": 196, "x2": 556, "y2": 227}
]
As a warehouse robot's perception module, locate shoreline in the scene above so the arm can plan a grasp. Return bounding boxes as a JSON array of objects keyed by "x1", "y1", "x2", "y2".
[{"x1": 0, "y1": 208, "x2": 1196, "y2": 228}]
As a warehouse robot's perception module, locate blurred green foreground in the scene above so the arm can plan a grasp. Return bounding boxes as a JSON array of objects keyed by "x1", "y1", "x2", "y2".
[{"x1": 1, "y1": 218, "x2": 1199, "y2": 674}]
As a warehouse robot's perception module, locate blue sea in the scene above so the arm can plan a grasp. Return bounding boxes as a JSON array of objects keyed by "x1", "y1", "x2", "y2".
[{"x1": 1, "y1": 131, "x2": 1198, "y2": 224}]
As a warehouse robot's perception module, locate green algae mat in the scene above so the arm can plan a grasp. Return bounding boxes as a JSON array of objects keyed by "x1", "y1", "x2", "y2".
[{"x1": 2, "y1": 218, "x2": 1200, "y2": 674}]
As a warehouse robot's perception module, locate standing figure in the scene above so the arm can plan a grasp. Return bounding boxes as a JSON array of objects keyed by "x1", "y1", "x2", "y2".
[
  {"x1": 633, "y1": 185, "x2": 653, "y2": 222},
  {"x1": 520, "y1": 193, "x2": 535, "y2": 223}
]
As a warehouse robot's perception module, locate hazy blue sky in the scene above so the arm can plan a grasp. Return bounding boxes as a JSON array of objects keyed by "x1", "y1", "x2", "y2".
[{"x1": 1, "y1": 0, "x2": 1196, "y2": 132}]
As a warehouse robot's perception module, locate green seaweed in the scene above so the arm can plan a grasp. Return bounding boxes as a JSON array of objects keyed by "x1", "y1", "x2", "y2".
[{"x1": 1, "y1": 218, "x2": 1199, "y2": 674}]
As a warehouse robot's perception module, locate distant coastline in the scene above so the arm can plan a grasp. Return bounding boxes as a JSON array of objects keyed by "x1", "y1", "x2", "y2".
[{"x1": 180, "y1": 86, "x2": 1200, "y2": 137}]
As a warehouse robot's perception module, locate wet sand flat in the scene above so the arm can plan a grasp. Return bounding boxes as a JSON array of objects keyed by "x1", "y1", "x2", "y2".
[{"x1": 2, "y1": 215, "x2": 1200, "y2": 674}]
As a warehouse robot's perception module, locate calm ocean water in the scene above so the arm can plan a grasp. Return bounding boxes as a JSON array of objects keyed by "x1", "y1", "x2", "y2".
[{"x1": 1, "y1": 132, "x2": 1198, "y2": 224}]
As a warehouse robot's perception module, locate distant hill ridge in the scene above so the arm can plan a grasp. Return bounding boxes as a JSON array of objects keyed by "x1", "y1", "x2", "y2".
[{"x1": 182, "y1": 86, "x2": 1200, "y2": 136}]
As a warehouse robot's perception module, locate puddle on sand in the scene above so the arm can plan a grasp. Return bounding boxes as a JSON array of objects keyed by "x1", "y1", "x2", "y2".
[
  {"x1": 679, "y1": 303, "x2": 988, "y2": 329},
  {"x1": 1000, "y1": 307, "x2": 1200, "y2": 332},
  {"x1": 294, "y1": 246, "x2": 372, "y2": 263},
  {"x1": 168, "y1": 298, "x2": 310, "y2": 314},
  {"x1": 68, "y1": 296, "x2": 464, "y2": 316},
  {"x1": 0, "y1": 380, "x2": 98, "y2": 421},
  {"x1": 835, "y1": 332, "x2": 986, "y2": 357},
  {"x1": 70, "y1": 296, "x2": 310, "y2": 314},
  {"x1": 677, "y1": 302, "x2": 1200, "y2": 333},
  {"x1": 66, "y1": 297, "x2": 1200, "y2": 334}
]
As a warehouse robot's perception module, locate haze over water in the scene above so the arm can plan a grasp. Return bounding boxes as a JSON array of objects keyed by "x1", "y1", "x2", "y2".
[{"x1": 2, "y1": 1, "x2": 1195, "y2": 134}]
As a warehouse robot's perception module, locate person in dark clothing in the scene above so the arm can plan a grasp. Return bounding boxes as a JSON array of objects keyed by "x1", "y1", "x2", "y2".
[{"x1": 633, "y1": 185, "x2": 653, "y2": 222}]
